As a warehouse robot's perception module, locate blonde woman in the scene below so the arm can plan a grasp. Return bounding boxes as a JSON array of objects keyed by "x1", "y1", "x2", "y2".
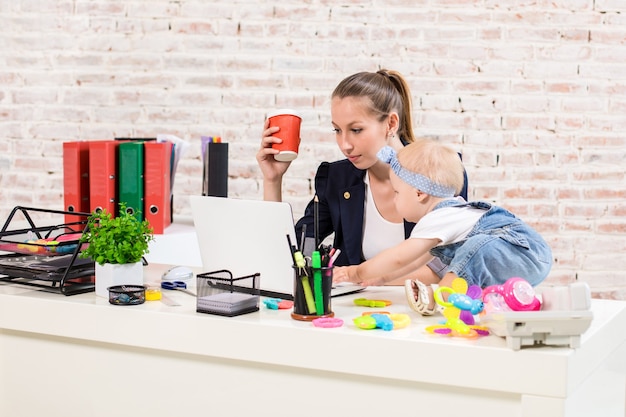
[{"x1": 257, "y1": 70, "x2": 468, "y2": 285}]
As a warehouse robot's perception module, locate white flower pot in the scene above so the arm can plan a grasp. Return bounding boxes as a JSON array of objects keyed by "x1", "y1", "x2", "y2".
[{"x1": 95, "y1": 262, "x2": 144, "y2": 298}]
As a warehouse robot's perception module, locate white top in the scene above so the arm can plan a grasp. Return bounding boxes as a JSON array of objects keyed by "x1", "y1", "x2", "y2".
[
  {"x1": 410, "y1": 197, "x2": 485, "y2": 245},
  {"x1": 362, "y1": 172, "x2": 405, "y2": 260}
]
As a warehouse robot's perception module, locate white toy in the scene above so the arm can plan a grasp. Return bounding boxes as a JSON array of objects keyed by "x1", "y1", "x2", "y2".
[{"x1": 481, "y1": 281, "x2": 593, "y2": 350}]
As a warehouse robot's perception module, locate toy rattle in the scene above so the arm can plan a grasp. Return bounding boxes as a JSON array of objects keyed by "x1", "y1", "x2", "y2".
[
  {"x1": 426, "y1": 278, "x2": 489, "y2": 338},
  {"x1": 434, "y1": 279, "x2": 483, "y2": 325}
]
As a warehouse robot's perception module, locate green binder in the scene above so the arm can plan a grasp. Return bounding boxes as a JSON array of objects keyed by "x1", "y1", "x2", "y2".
[{"x1": 118, "y1": 141, "x2": 144, "y2": 221}]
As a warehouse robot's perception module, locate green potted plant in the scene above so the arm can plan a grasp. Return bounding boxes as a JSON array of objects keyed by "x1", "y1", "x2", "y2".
[{"x1": 80, "y1": 204, "x2": 154, "y2": 297}]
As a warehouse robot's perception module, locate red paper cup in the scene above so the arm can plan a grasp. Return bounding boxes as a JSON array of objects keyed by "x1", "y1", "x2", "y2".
[{"x1": 267, "y1": 109, "x2": 302, "y2": 162}]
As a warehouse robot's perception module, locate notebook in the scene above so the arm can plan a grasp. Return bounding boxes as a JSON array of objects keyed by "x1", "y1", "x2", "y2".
[{"x1": 189, "y1": 195, "x2": 365, "y2": 300}]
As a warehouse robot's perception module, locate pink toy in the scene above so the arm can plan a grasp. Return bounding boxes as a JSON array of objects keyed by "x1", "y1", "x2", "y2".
[{"x1": 482, "y1": 277, "x2": 541, "y2": 313}]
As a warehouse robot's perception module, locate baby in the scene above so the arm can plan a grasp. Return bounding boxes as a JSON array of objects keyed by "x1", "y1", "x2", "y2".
[{"x1": 333, "y1": 139, "x2": 552, "y2": 314}]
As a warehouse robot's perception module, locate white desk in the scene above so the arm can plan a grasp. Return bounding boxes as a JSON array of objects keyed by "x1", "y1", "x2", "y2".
[{"x1": 0, "y1": 264, "x2": 624, "y2": 417}]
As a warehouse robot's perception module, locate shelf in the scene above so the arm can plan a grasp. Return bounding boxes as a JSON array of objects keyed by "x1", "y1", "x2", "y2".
[{"x1": 0, "y1": 206, "x2": 95, "y2": 295}]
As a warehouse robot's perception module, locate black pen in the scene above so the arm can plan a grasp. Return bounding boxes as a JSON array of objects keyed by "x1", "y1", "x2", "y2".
[
  {"x1": 286, "y1": 234, "x2": 297, "y2": 265},
  {"x1": 300, "y1": 223, "x2": 307, "y2": 252}
]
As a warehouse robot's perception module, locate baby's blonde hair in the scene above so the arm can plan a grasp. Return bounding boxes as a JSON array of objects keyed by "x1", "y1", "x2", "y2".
[{"x1": 396, "y1": 138, "x2": 465, "y2": 195}]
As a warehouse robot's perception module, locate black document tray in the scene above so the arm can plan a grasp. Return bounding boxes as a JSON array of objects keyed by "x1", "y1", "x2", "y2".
[{"x1": 0, "y1": 206, "x2": 95, "y2": 295}]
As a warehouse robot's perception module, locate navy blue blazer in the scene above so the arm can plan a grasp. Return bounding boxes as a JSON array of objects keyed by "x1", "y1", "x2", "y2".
[{"x1": 295, "y1": 158, "x2": 468, "y2": 267}]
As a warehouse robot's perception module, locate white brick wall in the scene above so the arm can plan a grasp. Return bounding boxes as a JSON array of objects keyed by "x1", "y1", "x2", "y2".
[{"x1": 0, "y1": 1, "x2": 625, "y2": 298}]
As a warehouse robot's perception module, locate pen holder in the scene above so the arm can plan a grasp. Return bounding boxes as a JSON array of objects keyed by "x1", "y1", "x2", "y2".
[{"x1": 291, "y1": 265, "x2": 334, "y2": 321}]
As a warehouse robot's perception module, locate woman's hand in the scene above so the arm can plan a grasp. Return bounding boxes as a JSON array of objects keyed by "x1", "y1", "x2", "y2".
[
  {"x1": 256, "y1": 119, "x2": 291, "y2": 182},
  {"x1": 257, "y1": 119, "x2": 293, "y2": 201}
]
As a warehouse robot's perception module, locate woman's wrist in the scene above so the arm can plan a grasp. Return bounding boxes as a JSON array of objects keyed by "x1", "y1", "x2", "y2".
[{"x1": 263, "y1": 178, "x2": 283, "y2": 201}]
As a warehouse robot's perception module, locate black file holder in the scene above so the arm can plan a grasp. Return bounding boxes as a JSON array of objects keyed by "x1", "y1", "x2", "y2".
[
  {"x1": 0, "y1": 206, "x2": 96, "y2": 295},
  {"x1": 196, "y1": 270, "x2": 260, "y2": 317},
  {"x1": 202, "y1": 142, "x2": 228, "y2": 197}
]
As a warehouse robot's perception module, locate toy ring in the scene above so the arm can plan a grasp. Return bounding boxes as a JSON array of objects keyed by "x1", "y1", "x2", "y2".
[
  {"x1": 312, "y1": 317, "x2": 344, "y2": 328},
  {"x1": 434, "y1": 286, "x2": 455, "y2": 307},
  {"x1": 389, "y1": 313, "x2": 411, "y2": 329}
]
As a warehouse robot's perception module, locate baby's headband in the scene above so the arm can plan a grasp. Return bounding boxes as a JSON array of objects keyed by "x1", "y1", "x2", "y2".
[{"x1": 377, "y1": 146, "x2": 456, "y2": 198}]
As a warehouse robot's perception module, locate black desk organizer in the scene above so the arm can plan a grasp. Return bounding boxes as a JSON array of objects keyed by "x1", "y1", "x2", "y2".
[
  {"x1": 196, "y1": 270, "x2": 260, "y2": 317},
  {"x1": 0, "y1": 206, "x2": 95, "y2": 295}
]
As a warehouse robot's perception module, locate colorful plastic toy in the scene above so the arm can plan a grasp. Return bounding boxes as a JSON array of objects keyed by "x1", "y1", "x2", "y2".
[
  {"x1": 482, "y1": 277, "x2": 541, "y2": 313},
  {"x1": 389, "y1": 313, "x2": 411, "y2": 329},
  {"x1": 426, "y1": 278, "x2": 489, "y2": 338},
  {"x1": 353, "y1": 312, "x2": 410, "y2": 331},
  {"x1": 353, "y1": 298, "x2": 392, "y2": 308},
  {"x1": 370, "y1": 314, "x2": 393, "y2": 331},
  {"x1": 263, "y1": 298, "x2": 294, "y2": 310},
  {"x1": 353, "y1": 315, "x2": 377, "y2": 329},
  {"x1": 434, "y1": 277, "x2": 484, "y2": 325},
  {"x1": 312, "y1": 317, "x2": 344, "y2": 328}
]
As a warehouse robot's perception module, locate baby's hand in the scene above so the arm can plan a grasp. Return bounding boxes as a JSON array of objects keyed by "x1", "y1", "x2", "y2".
[{"x1": 333, "y1": 266, "x2": 357, "y2": 284}]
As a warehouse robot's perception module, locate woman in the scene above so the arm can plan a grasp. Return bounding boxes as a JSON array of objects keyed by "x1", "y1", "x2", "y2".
[{"x1": 257, "y1": 69, "x2": 468, "y2": 285}]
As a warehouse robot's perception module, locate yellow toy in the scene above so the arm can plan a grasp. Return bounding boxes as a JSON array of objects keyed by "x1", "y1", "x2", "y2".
[{"x1": 425, "y1": 278, "x2": 489, "y2": 338}]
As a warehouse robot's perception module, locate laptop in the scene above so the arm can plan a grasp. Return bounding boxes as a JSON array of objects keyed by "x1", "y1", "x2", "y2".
[{"x1": 190, "y1": 195, "x2": 365, "y2": 300}]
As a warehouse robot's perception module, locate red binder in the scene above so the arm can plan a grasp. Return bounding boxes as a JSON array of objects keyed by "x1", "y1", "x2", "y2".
[
  {"x1": 62, "y1": 141, "x2": 91, "y2": 227},
  {"x1": 88, "y1": 140, "x2": 120, "y2": 215},
  {"x1": 143, "y1": 141, "x2": 173, "y2": 234}
]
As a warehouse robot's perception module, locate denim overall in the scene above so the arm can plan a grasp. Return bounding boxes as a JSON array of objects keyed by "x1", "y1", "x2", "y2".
[{"x1": 429, "y1": 200, "x2": 553, "y2": 288}]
